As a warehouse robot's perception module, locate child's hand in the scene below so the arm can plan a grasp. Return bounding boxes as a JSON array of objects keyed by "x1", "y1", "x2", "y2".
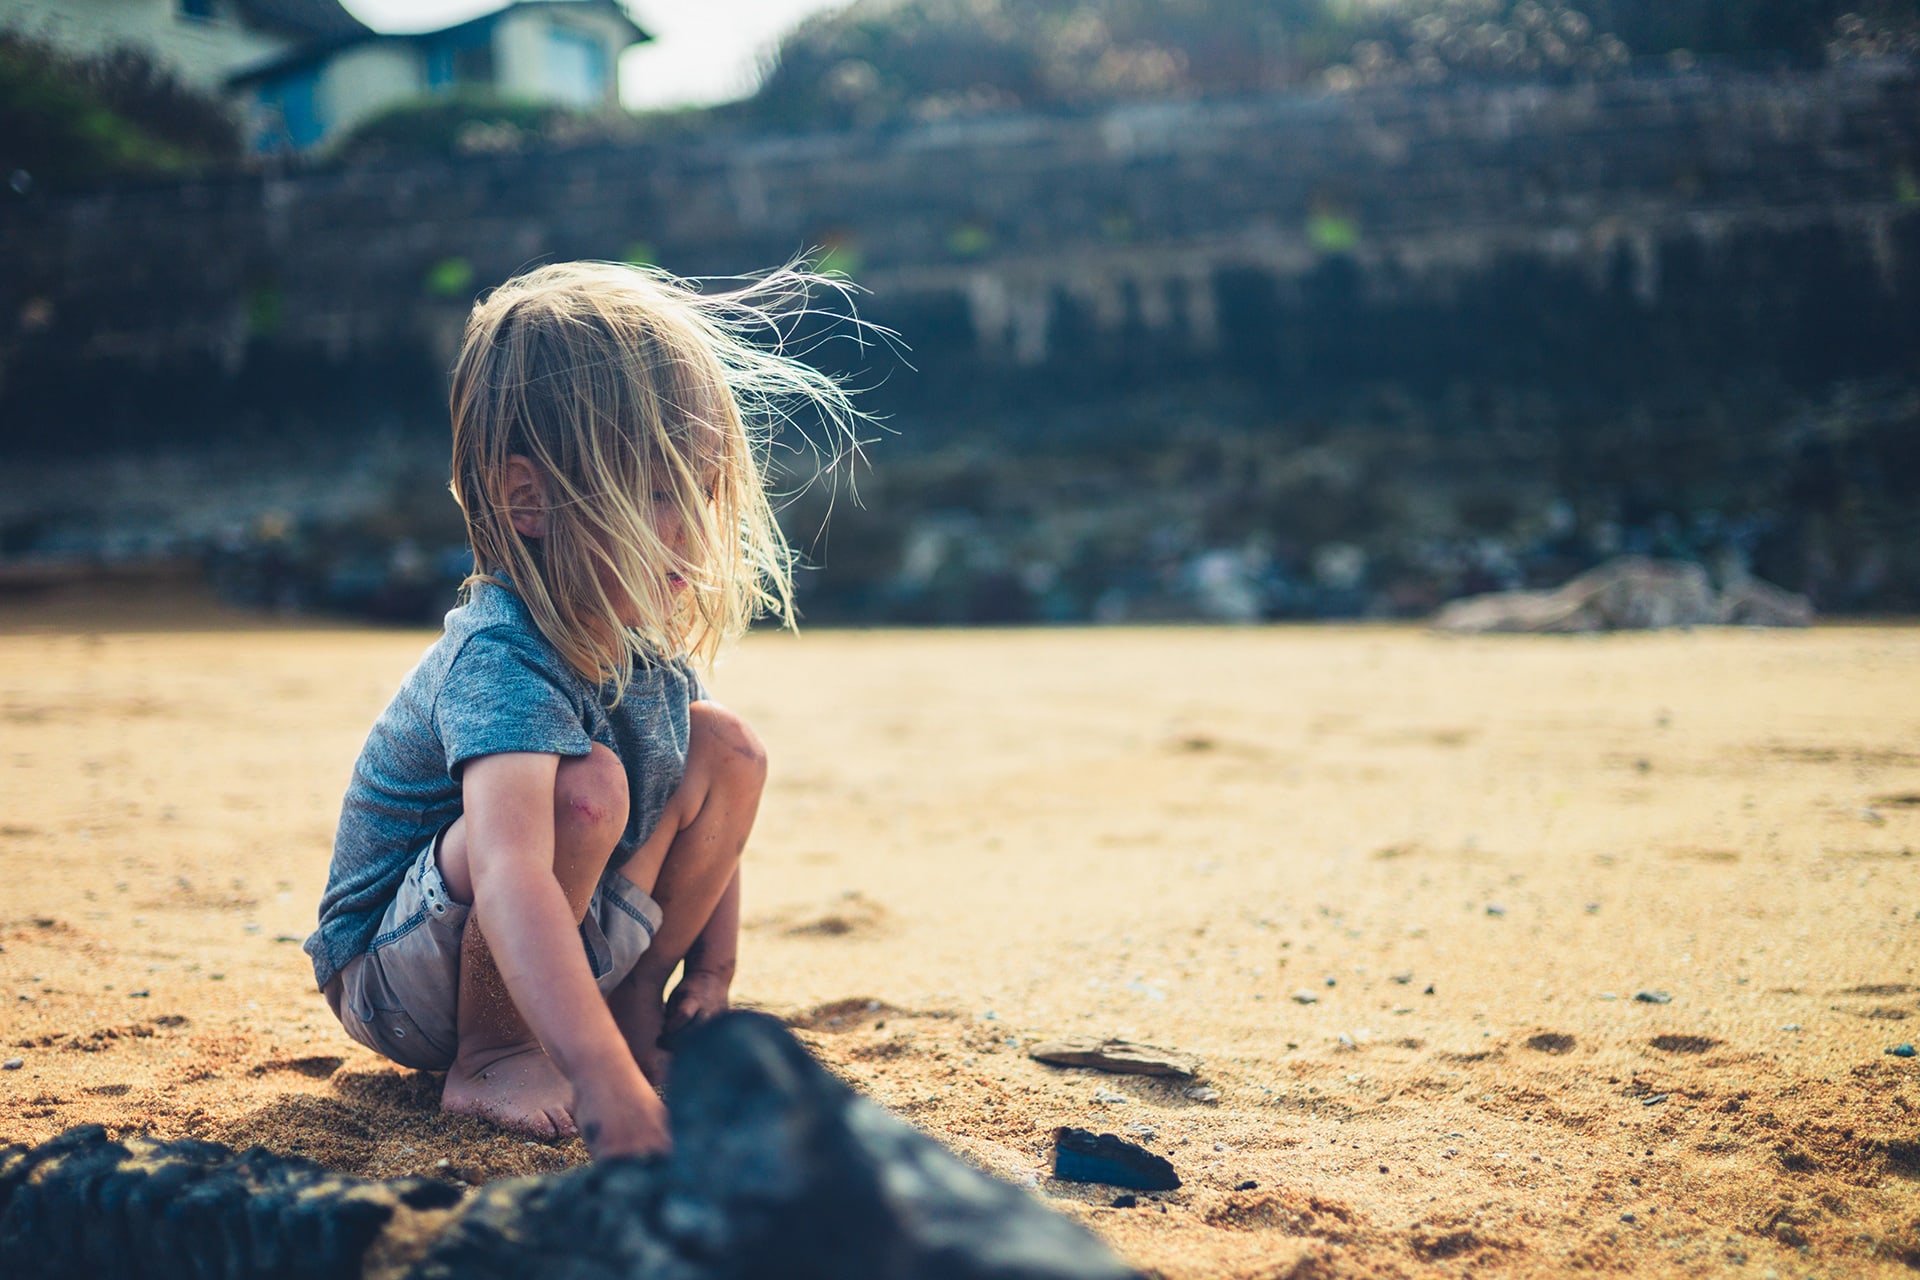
[
  {"x1": 572, "y1": 1064, "x2": 671, "y2": 1159},
  {"x1": 660, "y1": 968, "x2": 732, "y2": 1048}
]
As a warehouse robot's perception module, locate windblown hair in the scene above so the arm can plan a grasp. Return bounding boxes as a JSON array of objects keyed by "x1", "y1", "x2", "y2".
[{"x1": 450, "y1": 260, "x2": 867, "y2": 693}]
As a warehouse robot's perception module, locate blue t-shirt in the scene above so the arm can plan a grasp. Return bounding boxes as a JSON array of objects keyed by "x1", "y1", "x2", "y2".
[{"x1": 306, "y1": 580, "x2": 705, "y2": 989}]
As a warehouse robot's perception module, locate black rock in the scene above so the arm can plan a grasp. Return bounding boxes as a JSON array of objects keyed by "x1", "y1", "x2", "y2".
[
  {"x1": 1109, "y1": 1195, "x2": 1137, "y2": 1209},
  {"x1": 1052, "y1": 1129, "x2": 1181, "y2": 1192},
  {"x1": 1, "y1": 1013, "x2": 1138, "y2": 1280}
]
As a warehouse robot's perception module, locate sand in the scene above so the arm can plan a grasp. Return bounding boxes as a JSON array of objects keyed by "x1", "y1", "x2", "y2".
[{"x1": 2, "y1": 582, "x2": 1917, "y2": 1278}]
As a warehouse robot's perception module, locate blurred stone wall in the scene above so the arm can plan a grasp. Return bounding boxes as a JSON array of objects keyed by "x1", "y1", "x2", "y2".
[
  {"x1": 2, "y1": 63, "x2": 1917, "y2": 620},
  {"x1": 3, "y1": 62, "x2": 1916, "y2": 446}
]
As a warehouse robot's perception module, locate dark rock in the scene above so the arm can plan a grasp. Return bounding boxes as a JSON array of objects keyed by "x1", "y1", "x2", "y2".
[
  {"x1": 1052, "y1": 1129, "x2": 1182, "y2": 1192},
  {"x1": 1633, "y1": 990, "x2": 1672, "y2": 1004},
  {"x1": 1888, "y1": 1043, "x2": 1917, "y2": 1058},
  {"x1": 1233, "y1": 1180, "x2": 1257, "y2": 1191},
  {"x1": 0, "y1": 1013, "x2": 1137, "y2": 1280},
  {"x1": 1109, "y1": 1195, "x2": 1137, "y2": 1209}
]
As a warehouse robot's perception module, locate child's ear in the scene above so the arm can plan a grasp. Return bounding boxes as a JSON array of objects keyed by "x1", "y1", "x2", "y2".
[{"x1": 503, "y1": 455, "x2": 550, "y2": 538}]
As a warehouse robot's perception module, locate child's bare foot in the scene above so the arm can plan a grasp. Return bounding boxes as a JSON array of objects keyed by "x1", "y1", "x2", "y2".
[{"x1": 441, "y1": 1042, "x2": 577, "y2": 1139}]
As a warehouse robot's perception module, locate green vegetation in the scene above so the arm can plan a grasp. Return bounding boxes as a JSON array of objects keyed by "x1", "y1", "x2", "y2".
[
  {"x1": 333, "y1": 90, "x2": 570, "y2": 161},
  {"x1": 0, "y1": 32, "x2": 239, "y2": 192}
]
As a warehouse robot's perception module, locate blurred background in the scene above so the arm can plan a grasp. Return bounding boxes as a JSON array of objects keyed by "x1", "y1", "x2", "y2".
[{"x1": 1, "y1": 0, "x2": 1916, "y2": 626}]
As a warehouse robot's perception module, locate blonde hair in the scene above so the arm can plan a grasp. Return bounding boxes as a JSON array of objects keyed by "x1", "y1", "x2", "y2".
[{"x1": 450, "y1": 260, "x2": 868, "y2": 693}]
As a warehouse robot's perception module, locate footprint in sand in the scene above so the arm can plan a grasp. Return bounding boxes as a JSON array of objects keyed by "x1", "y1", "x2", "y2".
[{"x1": 762, "y1": 891, "x2": 890, "y2": 938}]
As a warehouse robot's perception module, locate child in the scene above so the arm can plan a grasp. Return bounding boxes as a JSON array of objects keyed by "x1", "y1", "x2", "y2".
[{"x1": 304, "y1": 261, "x2": 865, "y2": 1158}]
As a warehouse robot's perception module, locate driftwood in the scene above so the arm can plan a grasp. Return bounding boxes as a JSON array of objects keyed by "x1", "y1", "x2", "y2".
[
  {"x1": 0, "y1": 1013, "x2": 1136, "y2": 1280},
  {"x1": 1430, "y1": 557, "x2": 1813, "y2": 633},
  {"x1": 1026, "y1": 1039, "x2": 1197, "y2": 1079}
]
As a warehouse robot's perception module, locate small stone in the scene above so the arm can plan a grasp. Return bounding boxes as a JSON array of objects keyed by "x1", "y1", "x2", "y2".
[
  {"x1": 1110, "y1": 1195, "x2": 1138, "y2": 1209},
  {"x1": 435, "y1": 1158, "x2": 450, "y2": 1168},
  {"x1": 2, "y1": 1058, "x2": 22, "y2": 1070},
  {"x1": 1323, "y1": 977, "x2": 1336, "y2": 987},
  {"x1": 1183, "y1": 1085, "x2": 1220, "y2": 1103},
  {"x1": 1092, "y1": 1088, "x2": 1128, "y2": 1105},
  {"x1": 1485, "y1": 904, "x2": 1506, "y2": 917},
  {"x1": 128, "y1": 989, "x2": 149, "y2": 998},
  {"x1": 1029, "y1": 1037, "x2": 1198, "y2": 1078},
  {"x1": 1888, "y1": 1043, "x2": 1917, "y2": 1058},
  {"x1": 1585, "y1": 903, "x2": 1600, "y2": 913},
  {"x1": 1234, "y1": 1179, "x2": 1257, "y2": 1191},
  {"x1": 1633, "y1": 990, "x2": 1672, "y2": 1004},
  {"x1": 1641, "y1": 1093, "x2": 1668, "y2": 1106},
  {"x1": 1781, "y1": 1023, "x2": 1801, "y2": 1031},
  {"x1": 1291, "y1": 991, "x2": 1319, "y2": 1005},
  {"x1": 1391, "y1": 972, "x2": 1413, "y2": 984},
  {"x1": 1423, "y1": 985, "x2": 1436, "y2": 996},
  {"x1": 1379, "y1": 1164, "x2": 1389, "y2": 1173},
  {"x1": 1621, "y1": 1212, "x2": 1637, "y2": 1223}
]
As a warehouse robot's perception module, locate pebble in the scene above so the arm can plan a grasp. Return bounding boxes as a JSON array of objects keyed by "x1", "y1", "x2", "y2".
[
  {"x1": 1621, "y1": 1212, "x2": 1637, "y2": 1223},
  {"x1": 1234, "y1": 1179, "x2": 1257, "y2": 1191},
  {"x1": 1888, "y1": 1043, "x2": 1917, "y2": 1058},
  {"x1": 2, "y1": 1058, "x2": 22, "y2": 1070},
  {"x1": 1423, "y1": 984, "x2": 1436, "y2": 996},
  {"x1": 1291, "y1": 991, "x2": 1319, "y2": 1005},
  {"x1": 1183, "y1": 1086, "x2": 1220, "y2": 1103},
  {"x1": 1390, "y1": 972, "x2": 1413, "y2": 985},
  {"x1": 1092, "y1": 1089, "x2": 1128, "y2": 1105},
  {"x1": 1633, "y1": 990, "x2": 1672, "y2": 1004},
  {"x1": 1485, "y1": 903, "x2": 1506, "y2": 917},
  {"x1": 1641, "y1": 1094, "x2": 1669, "y2": 1106},
  {"x1": 1110, "y1": 1195, "x2": 1138, "y2": 1209},
  {"x1": 1781, "y1": 1023, "x2": 1801, "y2": 1031},
  {"x1": 128, "y1": 989, "x2": 149, "y2": 998}
]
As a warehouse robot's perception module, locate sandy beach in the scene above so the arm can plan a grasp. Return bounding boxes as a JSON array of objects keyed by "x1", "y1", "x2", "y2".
[{"x1": 2, "y1": 584, "x2": 1916, "y2": 1278}]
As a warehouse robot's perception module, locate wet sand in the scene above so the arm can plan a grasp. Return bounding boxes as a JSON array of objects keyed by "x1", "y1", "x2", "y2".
[{"x1": 2, "y1": 584, "x2": 1917, "y2": 1277}]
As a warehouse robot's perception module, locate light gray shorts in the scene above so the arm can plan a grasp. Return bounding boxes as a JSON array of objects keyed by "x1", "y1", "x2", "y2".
[{"x1": 325, "y1": 830, "x2": 664, "y2": 1071}]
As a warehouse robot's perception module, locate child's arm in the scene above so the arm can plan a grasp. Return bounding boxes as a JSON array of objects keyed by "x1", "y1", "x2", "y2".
[{"x1": 463, "y1": 751, "x2": 668, "y2": 1155}]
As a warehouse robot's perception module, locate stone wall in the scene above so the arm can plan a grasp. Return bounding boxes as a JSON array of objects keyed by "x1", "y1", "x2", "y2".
[
  {"x1": 3, "y1": 63, "x2": 1918, "y2": 619},
  {"x1": 3, "y1": 62, "x2": 1917, "y2": 450}
]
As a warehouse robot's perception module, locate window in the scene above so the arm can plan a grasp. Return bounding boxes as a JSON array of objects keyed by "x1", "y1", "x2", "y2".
[{"x1": 546, "y1": 27, "x2": 605, "y2": 107}]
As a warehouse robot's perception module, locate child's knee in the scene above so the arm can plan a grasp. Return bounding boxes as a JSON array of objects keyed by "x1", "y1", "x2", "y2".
[
  {"x1": 554, "y1": 742, "x2": 630, "y2": 848},
  {"x1": 690, "y1": 702, "x2": 768, "y2": 787}
]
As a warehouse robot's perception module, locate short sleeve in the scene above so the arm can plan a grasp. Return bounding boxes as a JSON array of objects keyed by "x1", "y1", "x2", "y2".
[{"x1": 435, "y1": 627, "x2": 594, "y2": 772}]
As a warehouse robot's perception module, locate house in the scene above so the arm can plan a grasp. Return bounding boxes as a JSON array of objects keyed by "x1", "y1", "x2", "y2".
[
  {"x1": 0, "y1": 0, "x2": 649, "y2": 154},
  {"x1": 229, "y1": 1, "x2": 649, "y2": 152},
  {"x1": 0, "y1": 0, "x2": 367, "y2": 92}
]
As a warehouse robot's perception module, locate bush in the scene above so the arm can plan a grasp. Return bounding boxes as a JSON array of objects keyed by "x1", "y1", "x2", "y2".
[
  {"x1": 0, "y1": 31, "x2": 238, "y2": 192},
  {"x1": 737, "y1": 0, "x2": 1920, "y2": 129}
]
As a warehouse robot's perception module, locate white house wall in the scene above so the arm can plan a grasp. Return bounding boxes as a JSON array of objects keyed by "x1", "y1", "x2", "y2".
[
  {"x1": 320, "y1": 42, "x2": 422, "y2": 145},
  {"x1": 0, "y1": 0, "x2": 288, "y2": 89},
  {"x1": 491, "y1": 6, "x2": 623, "y2": 108}
]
